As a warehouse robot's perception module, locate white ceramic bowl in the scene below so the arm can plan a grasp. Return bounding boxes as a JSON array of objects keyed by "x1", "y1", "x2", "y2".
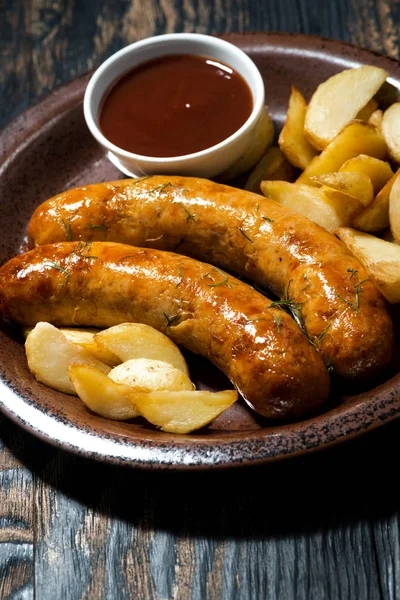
[{"x1": 83, "y1": 33, "x2": 265, "y2": 179}]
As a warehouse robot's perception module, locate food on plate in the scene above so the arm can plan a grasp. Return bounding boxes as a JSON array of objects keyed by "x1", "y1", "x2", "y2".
[
  {"x1": 25, "y1": 176, "x2": 394, "y2": 378},
  {"x1": 68, "y1": 363, "x2": 139, "y2": 420},
  {"x1": 23, "y1": 326, "x2": 120, "y2": 366},
  {"x1": 244, "y1": 146, "x2": 294, "y2": 194},
  {"x1": 0, "y1": 241, "x2": 331, "y2": 419},
  {"x1": 218, "y1": 108, "x2": 275, "y2": 181},
  {"x1": 94, "y1": 322, "x2": 190, "y2": 376},
  {"x1": 69, "y1": 364, "x2": 237, "y2": 434},
  {"x1": 278, "y1": 86, "x2": 317, "y2": 169},
  {"x1": 260, "y1": 180, "x2": 363, "y2": 230},
  {"x1": 353, "y1": 170, "x2": 399, "y2": 232},
  {"x1": 304, "y1": 65, "x2": 388, "y2": 150},
  {"x1": 356, "y1": 98, "x2": 379, "y2": 122},
  {"x1": 25, "y1": 322, "x2": 110, "y2": 394},
  {"x1": 368, "y1": 109, "x2": 383, "y2": 130},
  {"x1": 108, "y1": 358, "x2": 194, "y2": 391},
  {"x1": 338, "y1": 155, "x2": 393, "y2": 194},
  {"x1": 310, "y1": 172, "x2": 374, "y2": 207},
  {"x1": 381, "y1": 102, "x2": 400, "y2": 163},
  {"x1": 130, "y1": 388, "x2": 238, "y2": 434},
  {"x1": 297, "y1": 121, "x2": 387, "y2": 185},
  {"x1": 334, "y1": 227, "x2": 400, "y2": 303},
  {"x1": 389, "y1": 171, "x2": 400, "y2": 243}
]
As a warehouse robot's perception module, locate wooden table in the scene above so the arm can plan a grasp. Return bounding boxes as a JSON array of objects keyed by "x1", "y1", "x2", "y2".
[{"x1": 1, "y1": 1, "x2": 400, "y2": 598}]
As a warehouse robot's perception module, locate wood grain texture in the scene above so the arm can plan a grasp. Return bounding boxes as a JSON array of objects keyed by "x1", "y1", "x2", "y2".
[{"x1": 1, "y1": 1, "x2": 400, "y2": 599}]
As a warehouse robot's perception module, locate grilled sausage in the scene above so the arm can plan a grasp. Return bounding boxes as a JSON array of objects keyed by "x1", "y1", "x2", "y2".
[
  {"x1": 0, "y1": 241, "x2": 330, "y2": 420},
  {"x1": 27, "y1": 176, "x2": 394, "y2": 378}
]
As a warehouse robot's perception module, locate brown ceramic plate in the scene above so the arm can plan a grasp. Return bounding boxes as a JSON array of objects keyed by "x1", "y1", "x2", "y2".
[{"x1": 1, "y1": 32, "x2": 400, "y2": 469}]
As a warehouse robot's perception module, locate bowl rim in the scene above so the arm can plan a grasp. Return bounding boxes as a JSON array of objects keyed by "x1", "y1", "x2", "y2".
[{"x1": 83, "y1": 32, "x2": 265, "y2": 163}]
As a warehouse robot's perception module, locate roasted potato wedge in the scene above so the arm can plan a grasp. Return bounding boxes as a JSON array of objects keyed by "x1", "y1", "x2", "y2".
[
  {"x1": 356, "y1": 98, "x2": 379, "y2": 121},
  {"x1": 382, "y1": 102, "x2": 400, "y2": 163},
  {"x1": 245, "y1": 146, "x2": 294, "y2": 194},
  {"x1": 68, "y1": 364, "x2": 139, "y2": 420},
  {"x1": 218, "y1": 108, "x2": 274, "y2": 181},
  {"x1": 298, "y1": 121, "x2": 387, "y2": 185},
  {"x1": 278, "y1": 86, "x2": 317, "y2": 169},
  {"x1": 368, "y1": 109, "x2": 383, "y2": 131},
  {"x1": 94, "y1": 323, "x2": 190, "y2": 376},
  {"x1": 353, "y1": 170, "x2": 399, "y2": 232},
  {"x1": 304, "y1": 66, "x2": 388, "y2": 150},
  {"x1": 339, "y1": 155, "x2": 393, "y2": 194},
  {"x1": 260, "y1": 180, "x2": 362, "y2": 231},
  {"x1": 25, "y1": 322, "x2": 110, "y2": 395},
  {"x1": 311, "y1": 172, "x2": 374, "y2": 207},
  {"x1": 23, "y1": 326, "x2": 120, "y2": 366},
  {"x1": 389, "y1": 171, "x2": 400, "y2": 243},
  {"x1": 109, "y1": 358, "x2": 195, "y2": 392},
  {"x1": 334, "y1": 227, "x2": 400, "y2": 303},
  {"x1": 132, "y1": 389, "x2": 238, "y2": 434}
]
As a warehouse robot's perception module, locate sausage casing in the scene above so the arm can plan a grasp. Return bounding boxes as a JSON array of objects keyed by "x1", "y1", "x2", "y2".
[
  {"x1": 27, "y1": 176, "x2": 395, "y2": 378},
  {"x1": 0, "y1": 241, "x2": 330, "y2": 420}
]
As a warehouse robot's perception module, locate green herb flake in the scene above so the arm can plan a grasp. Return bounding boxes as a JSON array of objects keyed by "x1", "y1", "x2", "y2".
[
  {"x1": 326, "y1": 357, "x2": 334, "y2": 373},
  {"x1": 204, "y1": 267, "x2": 232, "y2": 289},
  {"x1": 44, "y1": 261, "x2": 71, "y2": 277},
  {"x1": 131, "y1": 175, "x2": 151, "y2": 185},
  {"x1": 261, "y1": 216, "x2": 274, "y2": 223},
  {"x1": 335, "y1": 269, "x2": 369, "y2": 314},
  {"x1": 175, "y1": 267, "x2": 184, "y2": 288},
  {"x1": 316, "y1": 322, "x2": 331, "y2": 344},
  {"x1": 163, "y1": 312, "x2": 181, "y2": 328},
  {"x1": 272, "y1": 313, "x2": 282, "y2": 334},
  {"x1": 178, "y1": 203, "x2": 196, "y2": 222},
  {"x1": 62, "y1": 219, "x2": 72, "y2": 241},
  {"x1": 268, "y1": 280, "x2": 305, "y2": 332},
  {"x1": 238, "y1": 227, "x2": 253, "y2": 243}
]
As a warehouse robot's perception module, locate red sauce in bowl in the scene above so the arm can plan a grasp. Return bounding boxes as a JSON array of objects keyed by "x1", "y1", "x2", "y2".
[{"x1": 99, "y1": 54, "x2": 253, "y2": 158}]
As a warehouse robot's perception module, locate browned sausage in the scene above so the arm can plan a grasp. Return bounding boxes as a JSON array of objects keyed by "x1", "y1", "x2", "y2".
[
  {"x1": 27, "y1": 176, "x2": 394, "y2": 378},
  {"x1": 0, "y1": 241, "x2": 330, "y2": 420}
]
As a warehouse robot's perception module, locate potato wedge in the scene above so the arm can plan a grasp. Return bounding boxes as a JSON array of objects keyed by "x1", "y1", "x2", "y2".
[
  {"x1": 94, "y1": 323, "x2": 190, "y2": 376},
  {"x1": 298, "y1": 121, "x2": 387, "y2": 185},
  {"x1": 278, "y1": 86, "x2": 317, "y2": 169},
  {"x1": 368, "y1": 109, "x2": 383, "y2": 131},
  {"x1": 260, "y1": 180, "x2": 362, "y2": 231},
  {"x1": 382, "y1": 102, "x2": 400, "y2": 163},
  {"x1": 132, "y1": 389, "x2": 238, "y2": 434},
  {"x1": 311, "y1": 172, "x2": 374, "y2": 207},
  {"x1": 245, "y1": 146, "x2": 294, "y2": 194},
  {"x1": 109, "y1": 358, "x2": 195, "y2": 392},
  {"x1": 356, "y1": 98, "x2": 379, "y2": 121},
  {"x1": 353, "y1": 170, "x2": 399, "y2": 232},
  {"x1": 218, "y1": 108, "x2": 274, "y2": 181},
  {"x1": 304, "y1": 66, "x2": 388, "y2": 150},
  {"x1": 68, "y1": 364, "x2": 139, "y2": 420},
  {"x1": 22, "y1": 326, "x2": 120, "y2": 366},
  {"x1": 334, "y1": 227, "x2": 400, "y2": 303},
  {"x1": 389, "y1": 171, "x2": 400, "y2": 243},
  {"x1": 25, "y1": 322, "x2": 110, "y2": 394},
  {"x1": 339, "y1": 155, "x2": 393, "y2": 194}
]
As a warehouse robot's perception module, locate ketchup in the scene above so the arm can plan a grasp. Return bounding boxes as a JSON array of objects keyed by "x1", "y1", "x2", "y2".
[{"x1": 99, "y1": 54, "x2": 253, "y2": 158}]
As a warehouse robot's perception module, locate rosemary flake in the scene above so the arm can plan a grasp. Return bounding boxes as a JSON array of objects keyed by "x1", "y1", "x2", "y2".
[
  {"x1": 238, "y1": 227, "x2": 253, "y2": 243},
  {"x1": 62, "y1": 219, "x2": 72, "y2": 241},
  {"x1": 163, "y1": 312, "x2": 181, "y2": 328}
]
